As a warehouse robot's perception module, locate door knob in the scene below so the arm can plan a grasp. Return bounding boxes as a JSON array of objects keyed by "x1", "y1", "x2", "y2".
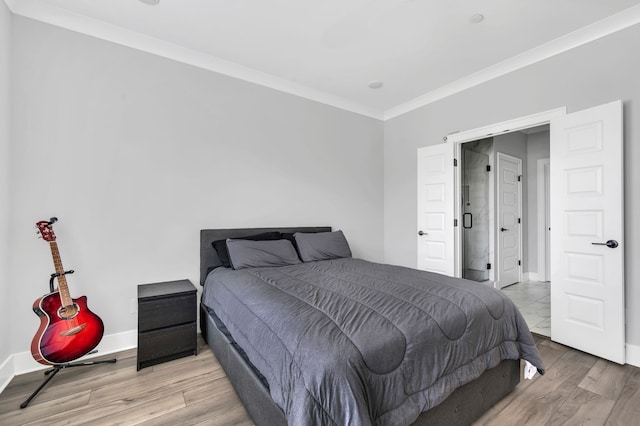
[
  {"x1": 500, "y1": 227, "x2": 509, "y2": 232},
  {"x1": 591, "y1": 240, "x2": 619, "y2": 248},
  {"x1": 418, "y1": 230, "x2": 427, "y2": 236}
]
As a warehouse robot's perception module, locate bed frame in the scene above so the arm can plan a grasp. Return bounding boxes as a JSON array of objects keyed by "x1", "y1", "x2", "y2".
[{"x1": 200, "y1": 227, "x2": 520, "y2": 426}]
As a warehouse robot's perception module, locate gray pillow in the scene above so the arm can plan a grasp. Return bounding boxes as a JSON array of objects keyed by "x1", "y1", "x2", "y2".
[
  {"x1": 226, "y1": 238, "x2": 302, "y2": 270},
  {"x1": 294, "y1": 230, "x2": 352, "y2": 262}
]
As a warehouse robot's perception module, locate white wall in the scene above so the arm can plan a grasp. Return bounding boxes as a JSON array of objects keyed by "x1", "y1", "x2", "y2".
[
  {"x1": 8, "y1": 16, "x2": 384, "y2": 365},
  {"x1": 0, "y1": 0, "x2": 11, "y2": 382},
  {"x1": 384, "y1": 24, "x2": 640, "y2": 348}
]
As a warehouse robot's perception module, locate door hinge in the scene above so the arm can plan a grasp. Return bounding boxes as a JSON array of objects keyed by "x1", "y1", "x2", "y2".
[
  {"x1": 454, "y1": 158, "x2": 458, "y2": 167},
  {"x1": 486, "y1": 165, "x2": 491, "y2": 172},
  {"x1": 518, "y1": 218, "x2": 521, "y2": 224},
  {"x1": 486, "y1": 263, "x2": 491, "y2": 270},
  {"x1": 454, "y1": 219, "x2": 458, "y2": 227},
  {"x1": 518, "y1": 260, "x2": 521, "y2": 266},
  {"x1": 517, "y1": 175, "x2": 522, "y2": 182}
]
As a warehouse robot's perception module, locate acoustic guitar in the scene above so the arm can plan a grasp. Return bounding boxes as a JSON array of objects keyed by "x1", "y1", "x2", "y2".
[{"x1": 30, "y1": 218, "x2": 104, "y2": 365}]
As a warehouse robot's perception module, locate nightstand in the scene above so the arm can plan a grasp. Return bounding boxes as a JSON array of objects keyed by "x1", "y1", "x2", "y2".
[{"x1": 137, "y1": 279, "x2": 197, "y2": 370}]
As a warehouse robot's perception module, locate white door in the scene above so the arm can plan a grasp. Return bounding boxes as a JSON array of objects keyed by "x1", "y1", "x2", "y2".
[
  {"x1": 550, "y1": 100, "x2": 624, "y2": 364},
  {"x1": 496, "y1": 153, "x2": 522, "y2": 289},
  {"x1": 417, "y1": 144, "x2": 455, "y2": 276}
]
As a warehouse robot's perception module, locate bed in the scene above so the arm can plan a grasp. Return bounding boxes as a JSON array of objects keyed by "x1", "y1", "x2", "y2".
[{"x1": 199, "y1": 227, "x2": 543, "y2": 425}]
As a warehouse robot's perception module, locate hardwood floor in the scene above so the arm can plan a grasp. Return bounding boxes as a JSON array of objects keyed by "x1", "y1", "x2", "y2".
[
  {"x1": 1, "y1": 335, "x2": 639, "y2": 425},
  {"x1": 0, "y1": 339, "x2": 251, "y2": 426}
]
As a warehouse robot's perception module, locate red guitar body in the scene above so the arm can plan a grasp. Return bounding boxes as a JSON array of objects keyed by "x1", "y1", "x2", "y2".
[
  {"x1": 31, "y1": 292, "x2": 104, "y2": 365},
  {"x1": 30, "y1": 218, "x2": 105, "y2": 366}
]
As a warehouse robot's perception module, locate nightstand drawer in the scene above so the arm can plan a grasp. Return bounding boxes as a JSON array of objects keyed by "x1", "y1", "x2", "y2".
[
  {"x1": 138, "y1": 293, "x2": 196, "y2": 332},
  {"x1": 137, "y1": 279, "x2": 197, "y2": 370},
  {"x1": 138, "y1": 323, "x2": 197, "y2": 363}
]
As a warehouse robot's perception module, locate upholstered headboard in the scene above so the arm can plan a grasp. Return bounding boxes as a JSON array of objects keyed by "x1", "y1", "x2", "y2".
[{"x1": 199, "y1": 227, "x2": 331, "y2": 285}]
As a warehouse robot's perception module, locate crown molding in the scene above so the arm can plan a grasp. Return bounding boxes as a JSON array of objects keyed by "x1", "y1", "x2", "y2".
[
  {"x1": 383, "y1": 4, "x2": 640, "y2": 120},
  {"x1": 3, "y1": 0, "x2": 384, "y2": 120},
  {"x1": 5, "y1": 1, "x2": 640, "y2": 122}
]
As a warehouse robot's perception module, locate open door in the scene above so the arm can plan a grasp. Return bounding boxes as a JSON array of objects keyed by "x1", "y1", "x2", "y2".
[
  {"x1": 417, "y1": 144, "x2": 455, "y2": 276},
  {"x1": 550, "y1": 100, "x2": 625, "y2": 364},
  {"x1": 496, "y1": 153, "x2": 522, "y2": 289}
]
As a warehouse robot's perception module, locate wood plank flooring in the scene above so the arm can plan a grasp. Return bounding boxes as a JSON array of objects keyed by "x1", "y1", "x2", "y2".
[{"x1": 1, "y1": 335, "x2": 639, "y2": 425}]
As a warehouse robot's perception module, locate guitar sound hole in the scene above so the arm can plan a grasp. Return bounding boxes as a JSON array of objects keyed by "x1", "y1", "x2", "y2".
[{"x1": 58, "y1": 303, "x2": 80, "y2": 320}]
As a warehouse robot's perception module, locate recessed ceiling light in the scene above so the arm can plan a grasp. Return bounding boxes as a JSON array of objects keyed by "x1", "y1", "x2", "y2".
[
  {"x1": 368, "y1": 81, "x2": 384, "y2": 89},
  {"x1": 139, "y1": 0, "x2": 160, "y2": 5},
  {"x1": 470, "y1": 14, "x2": 484, "y2": 24}
]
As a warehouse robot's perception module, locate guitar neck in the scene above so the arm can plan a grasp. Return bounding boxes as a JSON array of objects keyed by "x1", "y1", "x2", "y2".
[{"x1": 50, "y1": 241, "x2": 73, "y2": 307}]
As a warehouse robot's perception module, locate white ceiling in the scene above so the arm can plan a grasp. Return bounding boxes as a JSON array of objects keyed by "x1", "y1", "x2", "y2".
[{"x1": 5, "y1": 0, "x2": 640, "y2": 119}]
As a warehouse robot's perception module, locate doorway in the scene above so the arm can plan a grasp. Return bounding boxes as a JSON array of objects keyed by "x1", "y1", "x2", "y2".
[
  {"x1": 417, "y1": 101, "x2": 625, "y2": 363},
  {"x1": 458, "y1": 127, "x2": 550, "y2": 335},
  {"x1": 458, "y1": 129, "x2": 550, "y2": 284}
]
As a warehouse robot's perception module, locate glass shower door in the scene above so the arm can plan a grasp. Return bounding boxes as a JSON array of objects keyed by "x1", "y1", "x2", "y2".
[{"x1": 462, "y1": 149, "x2": 490, "y2": 282}]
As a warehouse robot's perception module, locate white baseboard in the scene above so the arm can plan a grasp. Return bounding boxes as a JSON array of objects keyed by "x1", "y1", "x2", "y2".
[
  {"x1": 626, "y1": 343, "x2": 640, "y2": 368},
  {"x1": 523, "y1": 272, "x2": 539, "y2": 282},
  {"x1": 0, "y1": 329, "x2": 137, "y2": 394},
  {"x1": 0, "y1": 354, "x2": 13, "y2": 394}
]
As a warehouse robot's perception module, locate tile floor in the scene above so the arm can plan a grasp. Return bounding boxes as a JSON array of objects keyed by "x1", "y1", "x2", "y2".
[{"x1": 501, "y1": 281, "x2": 550, "y2": 337}]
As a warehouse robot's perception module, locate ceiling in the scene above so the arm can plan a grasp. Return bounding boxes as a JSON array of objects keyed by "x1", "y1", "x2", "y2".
[{"x1": 5, "y1": 0, "x2": 640, "y2": 119}]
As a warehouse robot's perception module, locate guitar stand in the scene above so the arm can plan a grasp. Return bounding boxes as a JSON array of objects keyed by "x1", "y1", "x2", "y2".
[
  {"x1": 49, "y1": 271, "x2": 72, "y2": 293},
  {"x1": 20, "y1": 354, "x2": 117, "y2": 409},
  {"x1": 21, "y1": 271, "x2": 117, "y2": 409}
]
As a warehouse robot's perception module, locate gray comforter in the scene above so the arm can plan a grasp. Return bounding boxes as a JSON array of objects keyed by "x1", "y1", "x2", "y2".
[{"x1": 202, "y1": 258, "x2": 544, "y2": 426}]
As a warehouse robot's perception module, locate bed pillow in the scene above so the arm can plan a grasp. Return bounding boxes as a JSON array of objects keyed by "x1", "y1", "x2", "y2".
[
  {"x1": 212, "y1": 231, "x2": 281, "y2": 268},
  {"x1": 227, "y1": 239, "x2": 302, "y2": 270},
  {"x1": 294, "y1": 230, "x2": 352, "y2": 262},
  {"x1": 282, "y1": 232, "x2": 299, "y2": 252}
]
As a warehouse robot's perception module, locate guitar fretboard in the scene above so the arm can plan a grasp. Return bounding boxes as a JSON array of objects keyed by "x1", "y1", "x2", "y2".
[{"x1": 50, "y1": 241, "x2": 73, "y2": 308}]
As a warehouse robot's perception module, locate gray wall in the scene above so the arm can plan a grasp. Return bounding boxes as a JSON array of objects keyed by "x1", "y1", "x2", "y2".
[
  {"x1": 525, "y1": 131, "x2": 550, "y2": 275},
  {"x1": 8, "y1": 17, "x2": 384, "y2": 356},
  {"x1": 384, "y1": 24, "x2": 640, "y2": 346},
  {"x1": 0, "y1": 0, "x2": 11, "y2": 373}
]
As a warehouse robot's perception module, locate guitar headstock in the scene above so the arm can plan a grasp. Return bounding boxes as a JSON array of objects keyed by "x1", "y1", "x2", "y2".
[{"x1": 36, "y1": 218, "x2": 57, "y2": 242}]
